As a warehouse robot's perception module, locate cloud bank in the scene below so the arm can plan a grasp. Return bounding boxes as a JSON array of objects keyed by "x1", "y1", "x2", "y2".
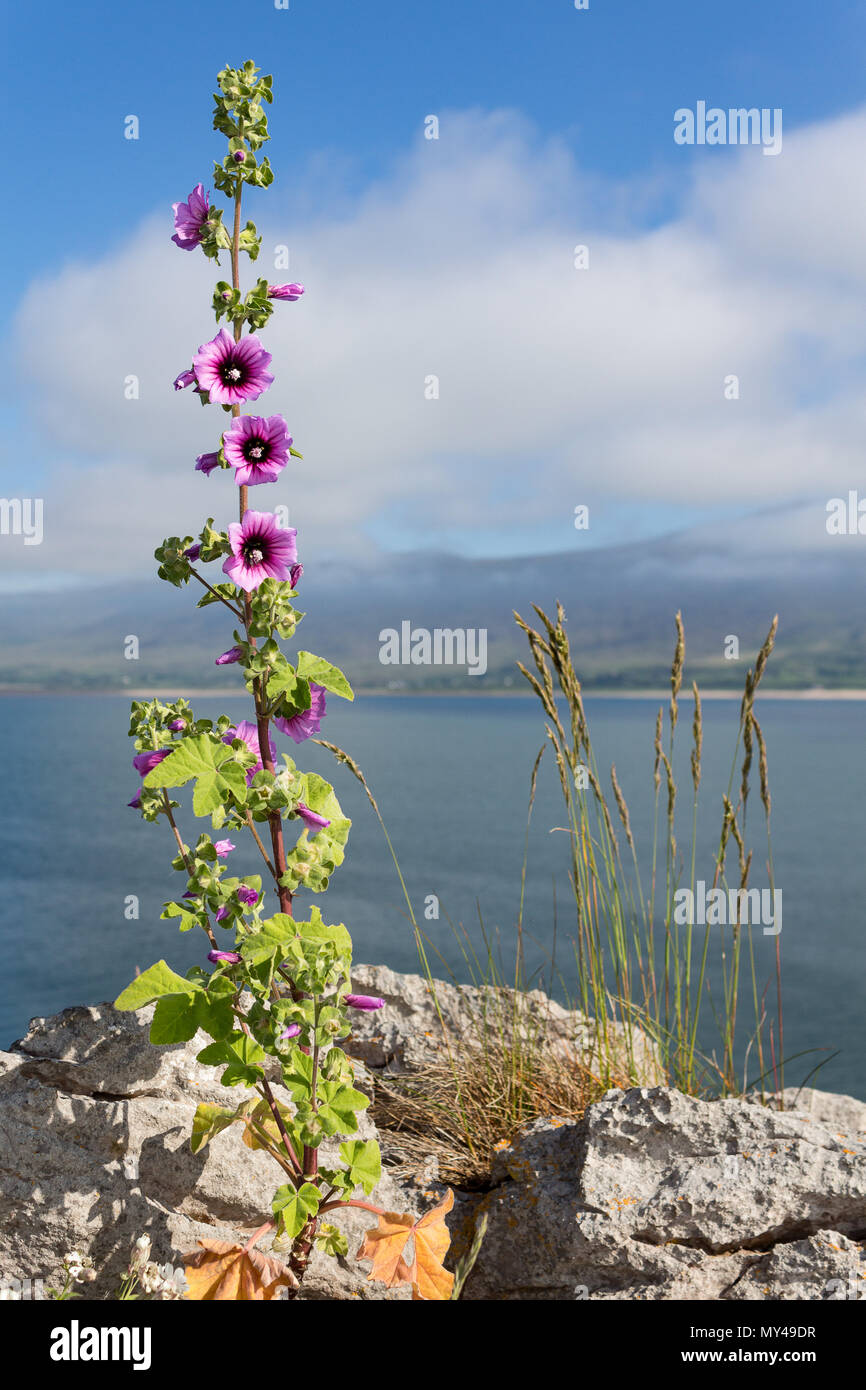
[{"x1": 5, "y1": 105, "x2": 866, "y2": 586}]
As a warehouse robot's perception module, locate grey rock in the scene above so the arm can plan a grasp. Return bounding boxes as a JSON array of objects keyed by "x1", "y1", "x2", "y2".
[
  {"x1": 347, "y1": 963, "x2": 662, "y2": 1082},
  {"x1": 0, "y1": 1002, "x2": 418, "y2": 1301},
  {"x1": 3, "y1": 977, "x2": 864, "y2": 1302},
  {"x1": 757, "y1": 1087, "x2": 866, "y2": 1135},
  {"x1": 465, "y1": 1086, "x2": 866, "y2": 1300}
]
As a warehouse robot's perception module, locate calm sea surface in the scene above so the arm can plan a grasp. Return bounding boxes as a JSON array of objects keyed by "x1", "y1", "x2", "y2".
[{"x1": 1, "y1": 694, "x2": 863, "y2": 1098}]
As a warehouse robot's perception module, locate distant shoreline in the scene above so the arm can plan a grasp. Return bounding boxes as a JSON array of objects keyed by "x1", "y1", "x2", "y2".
[{"x1": 3, "y1": 685, "x2": 866, "y2": 701}]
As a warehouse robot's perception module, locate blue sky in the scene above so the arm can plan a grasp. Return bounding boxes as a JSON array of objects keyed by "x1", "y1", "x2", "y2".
[
  {"x1": 4, "y1": 0, "x2": 866, "y2": 583},
  {"x1": 9, "y1": 0, "x2": 866, "y2": 284}
]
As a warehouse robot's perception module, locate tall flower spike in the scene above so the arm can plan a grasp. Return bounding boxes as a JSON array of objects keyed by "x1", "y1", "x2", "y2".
[{"x1": 116, "y1": 63, "x2": 455, "y2": 1306}]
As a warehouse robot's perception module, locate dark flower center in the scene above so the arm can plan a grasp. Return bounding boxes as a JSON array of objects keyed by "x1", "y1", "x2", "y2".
[
  {"x1": 242, "y1": 539, "x2": 266, "y2": 565},
  {"x1": 221, "y1": 358, "x2": 245, "y2": 385},
  {"x1": 244, "y1": 438, "x2": 268, "y2": 462}
]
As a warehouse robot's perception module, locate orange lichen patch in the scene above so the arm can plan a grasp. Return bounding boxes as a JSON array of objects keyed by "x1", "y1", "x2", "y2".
[{"x1": 608, "y1": 1195, "x2": 640, "y2": 1211}]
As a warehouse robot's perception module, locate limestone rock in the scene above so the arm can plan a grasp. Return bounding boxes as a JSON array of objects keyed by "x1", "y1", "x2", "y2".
[
  {"x1": 346, "y1": 962, "x2": 661, "y2": 1082},
  {"x1": 0, "y1": 1003, "x2": 416, "y2": 1300},
  {"x1": 464, "y1": 1085, "x2": 866, "y2": 1300},
  {"x1": 2, "y1": 978, "x2": 863, "y2": 1302}
]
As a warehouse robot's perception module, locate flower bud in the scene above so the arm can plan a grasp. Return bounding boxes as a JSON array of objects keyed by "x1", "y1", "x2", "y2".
[
  {"x1": 215, "y1": 645, "x2": 243, "y2": 666},
  {"x1": 344, "y1": 994, "x2": 385, "y2": 1011}
]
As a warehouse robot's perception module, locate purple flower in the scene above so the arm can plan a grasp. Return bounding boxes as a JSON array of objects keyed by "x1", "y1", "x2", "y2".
[
  {"x1": 268, "y1": 283, "x2": 305, "y2": 301},
  {"x1": 168, "y1": 718, "x2": 187, "y2": 732},
  {"x1": 295, "y1": 802, "x2": 330, "y2": 837},
  {"x1": 214, "y1": 839, "x2": 235, "y2": 856},
  {"x1": 344, "y1": 994, "x2": 385, "y2": 1012},
  {"x1": 195, "y1": 452, "x2": 220, "y2": 476},
  {"x1": 174, "y1": 369, "x2": 196, "y2": 391},
  {"x1": 215, "y1": 645, "x2": 243, "y2": 666},
  {"x1": 215, "y1": 906, "x2": 230, "y2": 921},
  {"x1": 183, "y1": 544, "x2": 202, "y2": 562},
  {"x1": 237, "y1": 886, "x2": 260, "y2": 907},
  {"x1": 275, "y1": 682, "x2": 327, "y2": 744},
  {"x1": 133, "y1": 748, "x2": 173, "y2": 777},
  {"x1": 222, "y1": 511, "x2": 297, "y2": 592},
  {"x1": 171, "y1": 184, "x2": 210, "y2": 250},
  {"x1": 182, "y1": 891, "x2": 198, "y2": 900},
  {"x1": 222, "y1": 414, "x2": 292, "y2": 487},
  {"x1": 222, "y1": 718, "x2": 277, "y2": 782},
  {"x1": 232, "y1": 150, "x2": 246, "y2": 163},
  {"x1": 192, "y1": 328, "x2": 274, "y2": 406},
  {"x1": 289, "y1": 562, "x2": 303, "y2": 589},
  {"x1": 127, "y1": 791, "x2": 142, "y2": 809},
  {"x1": 278, "y1": 1023, "x2": 301, "y2": 1041},
  {"x1": 208, "y1": 949, "x2": 241, "y2": 964}
]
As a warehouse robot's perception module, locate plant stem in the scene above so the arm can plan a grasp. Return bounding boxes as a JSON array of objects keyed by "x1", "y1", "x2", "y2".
[
  {"x1": 257, "y1": 1075, "x2": 304, "y2": 1178},
  {"x1": 318, "y1": 1198, "x2": 385, "y2": 1217},
  {"x1": 245, "y1": 810, "x2": 278, "y2": 880},
  {"x1": 162, "y1": 792, "x2": 219, "y2": 949},
  {"x1": 188, "y1": 568, "x2": 244, "y2": 620},
  {"x1": 228, "y1": 145, "x2": 314, "y2": 1288}
]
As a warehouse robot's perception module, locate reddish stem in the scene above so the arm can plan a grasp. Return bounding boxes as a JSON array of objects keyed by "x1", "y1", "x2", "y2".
[
  {"x1": 242, "y1": 1220, "x2": 275, "y2": 1254},
  {"x1": 318, "y1": 1198, "x2": 386, "y2": 1217}
]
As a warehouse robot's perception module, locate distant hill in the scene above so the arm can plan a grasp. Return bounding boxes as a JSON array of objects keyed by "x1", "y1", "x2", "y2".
[{"x1": 3, "y1": 525, "x2": 866, "y2": 691}]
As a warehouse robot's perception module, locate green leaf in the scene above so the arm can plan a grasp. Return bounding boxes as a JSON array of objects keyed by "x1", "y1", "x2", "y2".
[
  {"x1": 281, "y1": 777, "x2": 352, "y2": 894},
  {"x1": 190, "y1": 1101, "x2": 254, "y2": 1155},
  {"x1": 315, "y1": 1222, "x2": 349, "y2": 1257},
  {"x1": 297, "y1": 905, "x2": 352, "y2": 964},
  {"x1": 339, "y1": 1139, "x2": 381, "y2": 1195},
  {"x1": 239, "y1": 912, "x2": 297, "y2": 967},
  {"x1": 142, "y1": 734, "x2": 246, "y2": 817},
  {"x1": 150, "y1": 993, "x2": 200, "y2": 1044},
  {"x1": 280, "y1": 1049, "x2": 315, "y2": 1102},
  {"x1": 192, "y1": 991, "x2": 236, "y2": 1041},
  {"x1": 266, "y1": 661, "x2": 310, "y2": 708},
  {"x1": 316, "y1": 1081, "x2": 370, "y2": 1137},
  {"x1": 295, "y1": 651, "x2": 354, "y2": 701},
  {"x1": 114, "y1": 960, "x2": 199, "y2": 1011},
  {"x1": 161, "y1": 901, "x2": 201, "y2": 933},
  {"x1": 272, "y1": 1182, "x2": 320, "y2": 1239},
  {"x1": 196, "y1": 1032, "x2": 266, "y2": 1086}
]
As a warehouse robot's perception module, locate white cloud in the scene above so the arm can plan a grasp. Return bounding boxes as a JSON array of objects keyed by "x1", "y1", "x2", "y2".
[{"x1": 6, "y1": 105, "x2": 866, "y2": 583}]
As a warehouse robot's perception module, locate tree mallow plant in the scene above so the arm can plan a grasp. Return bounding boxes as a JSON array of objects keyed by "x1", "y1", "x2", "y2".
[{"x1": 116, "y1": 61, "x2": 453, "y2": 1302}]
